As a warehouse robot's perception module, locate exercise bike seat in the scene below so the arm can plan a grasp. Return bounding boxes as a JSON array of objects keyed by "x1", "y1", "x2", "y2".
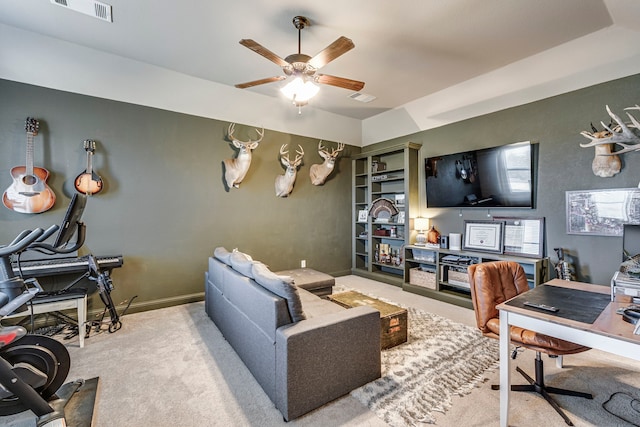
[{"x1": 0, "y1": 325, "x2": 27, "y2": 347}]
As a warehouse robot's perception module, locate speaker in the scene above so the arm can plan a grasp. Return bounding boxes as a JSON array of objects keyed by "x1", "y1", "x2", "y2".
[
  {"x1": 440, "y1": 235, "x2": 448, "y2": 249},
  {"x1": 450, "y1": 233, "x2": 462, "y2": 251}
]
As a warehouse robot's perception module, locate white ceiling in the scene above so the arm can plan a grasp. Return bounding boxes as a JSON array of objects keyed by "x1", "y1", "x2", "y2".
[{"x1": 1, "y1": 0, "x2": 640, "y2": 145}]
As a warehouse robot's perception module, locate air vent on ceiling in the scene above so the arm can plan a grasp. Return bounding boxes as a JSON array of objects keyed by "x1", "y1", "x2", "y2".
[
  {"x1": 349, "y1": 92, "x2": 376, "y2": 103},
  {"x1": 50, "y1": 0, "x2": 112, "y2": 22}
]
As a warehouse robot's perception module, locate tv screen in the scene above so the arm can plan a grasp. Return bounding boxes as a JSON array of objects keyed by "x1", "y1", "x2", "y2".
[{"x1": 425, "y1": 141, "x2": 535, "y2": 208}]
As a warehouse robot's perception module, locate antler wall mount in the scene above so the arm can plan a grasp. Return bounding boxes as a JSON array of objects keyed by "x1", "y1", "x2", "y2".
[{"x1": 580, "y1": 104, "x2": 640, "y2": 177}]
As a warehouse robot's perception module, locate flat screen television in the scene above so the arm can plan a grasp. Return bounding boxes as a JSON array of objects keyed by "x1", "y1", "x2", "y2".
[{"x1": 425, "y1": 141, "x2": 536, "y2": 208}]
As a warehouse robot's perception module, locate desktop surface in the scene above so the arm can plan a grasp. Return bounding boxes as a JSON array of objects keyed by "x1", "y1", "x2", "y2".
[
  {"x1": 505, "y1": 282, "x2": 611, "y2": 324},
  {"x1": 499, "y1": 279, "x2": 640, "y2": 347},
  {"x1": 497, "y1": 279, "x2": 640, "y2": 427}
]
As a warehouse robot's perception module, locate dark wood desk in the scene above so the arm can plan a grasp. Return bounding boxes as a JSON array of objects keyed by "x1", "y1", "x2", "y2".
[{"x1": 497, "y1": 279, "x2": 640, "y2": 427}]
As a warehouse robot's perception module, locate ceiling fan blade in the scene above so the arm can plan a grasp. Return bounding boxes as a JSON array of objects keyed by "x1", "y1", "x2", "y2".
[
  {"x1": 316, "y1": 74, "x2": 365, "y2": 91},
  {"x1": 235, "y1": 76, "x2": 286, "y2": 89},
  {"x1": 308, "y1": 36, "x2": 355, "y2": 69},
  {"x1": 239, "y1": 39, "x2": 289, "y2": 67}
]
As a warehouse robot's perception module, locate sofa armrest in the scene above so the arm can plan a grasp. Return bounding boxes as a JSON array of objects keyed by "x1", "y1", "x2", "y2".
[{"x1": 274, "y1": 305, "x2": 381, "y2": 421}]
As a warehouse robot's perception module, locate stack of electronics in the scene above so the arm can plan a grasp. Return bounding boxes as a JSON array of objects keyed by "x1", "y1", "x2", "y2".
[
  {"x1": 441, "y1": 254, "x2": 475, "y2": 265},
  {"x1": 611, "y1": 225, "x2": 640, "y2": 303},
  {"x1": 611, "y1": 271, "x2": 640, "y2": 303},
  {"x1": 440, "y1": 255, "x2": 477, "y2": 290}
]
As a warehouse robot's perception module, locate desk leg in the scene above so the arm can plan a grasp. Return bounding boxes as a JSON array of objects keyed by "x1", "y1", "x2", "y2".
[
  {"x1": 499, "y1": 309, "x2": 510, "y2": 427},
  {"x1": 77, "y1": 295, "x2": 87, "y2": 348}
]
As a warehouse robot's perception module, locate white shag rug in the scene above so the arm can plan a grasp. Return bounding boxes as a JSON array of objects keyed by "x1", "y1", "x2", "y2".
[{"x1": 344, "y1": 289, "x2": 499, "y2": 426}]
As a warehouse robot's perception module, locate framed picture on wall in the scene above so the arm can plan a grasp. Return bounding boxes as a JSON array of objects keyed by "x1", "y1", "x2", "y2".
[
  {"x1": 566, "y1": 189, "x2": 640, "y2": 236},
  {"x1": 462, "y1": 220, "x2": 504, "y2": 253}
]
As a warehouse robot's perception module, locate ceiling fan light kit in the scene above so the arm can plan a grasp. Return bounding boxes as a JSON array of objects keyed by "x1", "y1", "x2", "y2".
[
  {"x1": 235, "y1": 15, "x2": 365, "y2": 112},
  {"x1": 280, "y1": 77, "x2": 320, "y2": 107}
]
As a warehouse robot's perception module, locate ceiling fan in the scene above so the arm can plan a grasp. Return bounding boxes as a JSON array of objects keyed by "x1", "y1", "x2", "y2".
[{"x1": 235, "y1": 16, "x2": 365, "y2": 106}]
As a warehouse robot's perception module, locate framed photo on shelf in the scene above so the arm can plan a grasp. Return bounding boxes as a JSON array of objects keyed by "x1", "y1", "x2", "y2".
[
  {"x1": 396, "y1": 211, "x2": 405, "y2": 224},
  {"x1": 462, "y1": 220, "x2": 504, "y2": 254},
  {"x1": 494, "y1": 217, "x2": 545, "y2": 258},
  {"x1": 358, "y1": 209, "x2": 368, "y2": 222}
]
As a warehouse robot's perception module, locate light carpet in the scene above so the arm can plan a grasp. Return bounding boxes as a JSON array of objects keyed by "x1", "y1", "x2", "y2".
[
  {"x1": 5, "y1": 276, "x2": 640, "y2": 426},
  {"x1": 336, "y1": 287, "x2": 500, "y2": 426}
]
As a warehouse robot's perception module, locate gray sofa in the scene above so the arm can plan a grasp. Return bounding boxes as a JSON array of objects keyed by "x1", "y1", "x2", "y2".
[{"x1": 204, "y1": 247, "x2": 381, "y2": 421}]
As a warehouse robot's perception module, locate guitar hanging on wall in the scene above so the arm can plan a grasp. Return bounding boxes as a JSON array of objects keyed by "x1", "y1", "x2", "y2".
[
  {"x1": 2, "y1": 117, "x2": 56, "y2": 214},
  {"x1": 74, "y1": 139, "x2": 103, "y2": 195}
]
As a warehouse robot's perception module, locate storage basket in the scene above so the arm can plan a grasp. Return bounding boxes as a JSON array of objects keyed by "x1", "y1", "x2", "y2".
[
  {"x1": 409, "y1": 268, "x2": 436, "y2": 289},
  {"x1": 447, "y1": 268, "x2": 470, "y2": 288}
]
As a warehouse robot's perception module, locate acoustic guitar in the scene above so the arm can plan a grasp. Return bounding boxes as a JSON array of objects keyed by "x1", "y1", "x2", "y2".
[
  {"x1": 74, "y1": 139, "x2": 103, "y2": 195},
  {"x1": 2, "y1": 117, "x2": 56, "y2": 214}
]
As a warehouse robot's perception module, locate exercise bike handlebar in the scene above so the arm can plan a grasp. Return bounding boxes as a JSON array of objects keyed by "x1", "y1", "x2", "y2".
[
  {"x1": 35, "y1": 225, "x2": 60, "y2": 243},
  {"x1": 0, "y1": 287, "x2": 39, "y2": 318},
  {"x1": 29, "y1": 223, "x2": 85, "y2": 255},
  {"x1": 0, "y1": 229, "x2": 45, "y2": 258}
]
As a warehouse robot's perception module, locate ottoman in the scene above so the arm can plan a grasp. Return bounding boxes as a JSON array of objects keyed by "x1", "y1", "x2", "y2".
[{"x1": 275, "y1": 268, "x2": 335, "y2": 297}]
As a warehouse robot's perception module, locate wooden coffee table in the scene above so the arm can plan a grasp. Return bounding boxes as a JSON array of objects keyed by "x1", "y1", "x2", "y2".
[{"x1": 328, "y1": 290, "x2": 408, "y2": 349}]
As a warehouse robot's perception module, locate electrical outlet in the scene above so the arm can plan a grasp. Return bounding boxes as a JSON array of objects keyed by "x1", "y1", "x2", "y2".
[{"x1": 301, "y1": 260, "x2": 306, "y2": 268}]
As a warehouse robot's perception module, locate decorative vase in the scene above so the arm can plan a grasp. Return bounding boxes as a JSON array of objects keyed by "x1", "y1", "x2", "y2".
[{"x1": 427, "y1": 226, "x2": 440, "y2": 245}]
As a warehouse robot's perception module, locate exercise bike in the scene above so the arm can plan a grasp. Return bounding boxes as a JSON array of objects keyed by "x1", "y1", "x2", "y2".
[{"x1": 0, "y1": 226, "x2": 84, "y2": 426}]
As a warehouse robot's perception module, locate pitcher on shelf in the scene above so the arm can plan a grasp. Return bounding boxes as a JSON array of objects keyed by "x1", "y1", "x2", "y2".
[{"x1": 427, "y1": 225, "x2": 440, "y2": 246}]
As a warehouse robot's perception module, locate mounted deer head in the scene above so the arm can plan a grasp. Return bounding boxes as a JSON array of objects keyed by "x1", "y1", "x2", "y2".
[
  {"x1": 309, "y1": 141, "x2": 345, "y2": 185},
  {"x1": 275, "y1": 144, "x2": 304, "y2": 197},
  {"x1": 223, "y1": 123, "x2": 264, "y2": 189},
  {"x1": 580, "y1": 121, "x2": 621, "y2": 177},
  {"x1": 580, "y1": 105, "x2": 640, "y2": 177}
]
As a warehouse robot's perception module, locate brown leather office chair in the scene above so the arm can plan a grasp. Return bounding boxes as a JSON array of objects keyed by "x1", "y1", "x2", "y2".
[{"x1": 468, "y1": 261, "x2": 592, "y2": 426}]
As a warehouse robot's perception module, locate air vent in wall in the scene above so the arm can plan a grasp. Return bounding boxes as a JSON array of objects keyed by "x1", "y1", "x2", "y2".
[{"x1": 50, "y1": 0, "x2": 113, "y2": 22}]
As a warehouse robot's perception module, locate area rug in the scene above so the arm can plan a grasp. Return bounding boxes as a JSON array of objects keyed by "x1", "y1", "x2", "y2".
[{"x1": 344, "y1": 289, "x2": 500, "y2": 426}]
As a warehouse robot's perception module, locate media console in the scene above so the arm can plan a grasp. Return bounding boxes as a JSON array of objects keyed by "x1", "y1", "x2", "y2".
[{"x1": 404, "y1": 245, "x2": 549, "y2": 309}]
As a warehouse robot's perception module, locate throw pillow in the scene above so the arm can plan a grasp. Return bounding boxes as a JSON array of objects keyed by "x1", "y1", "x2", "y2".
[
  {"x1": 229, "y1": 250, "x2": 257, "y2": 278},
  {"x1": 232, "y1": 248, "x2": 252, "y2": 260},
  {"x1": 213, "y1": 247, "x2": 232, "y2": 265},
  {"x1": 251, "y1": 263, "x2": 306, "y2": 322}
]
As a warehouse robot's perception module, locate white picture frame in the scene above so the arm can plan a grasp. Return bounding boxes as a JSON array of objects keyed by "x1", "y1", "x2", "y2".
[
  {"x1": 494, "y1": 216, "x2": 545, "y2": 258},
  {"x1": 358, "y1": 209, "x2": 368, "y2": 222},
  {"x1": 462, "y1": 220, "x2": 504, "y2": 254}
]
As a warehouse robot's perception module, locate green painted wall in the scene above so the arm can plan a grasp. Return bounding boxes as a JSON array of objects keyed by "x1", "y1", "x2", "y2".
[
  {"x1": 0, "y1": 79, "x2": 358, "y2": 313},
  {"x1": 365, "y1": 73, "x2": 640, "y2": 286},
  {"x1": 3, "y1": 73, "x2": 640, "y2": 311}
]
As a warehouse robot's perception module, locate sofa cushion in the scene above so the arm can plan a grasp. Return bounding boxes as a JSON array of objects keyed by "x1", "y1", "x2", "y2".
[
  {"x1": 252, "y1": 263, "x2": 306, "y2": 322},
  {"x1": 214, "y1": 247, "x2": 232, "y2": 265},
  {"x1": 230, "y1": 250, "x2": 258, "y2": 278},
  {"x1": 275, "y1": 268, "x2": 335, "y2": 297},
  {"x1": 298, "y1": 288, "x2": 344, "y2": 318}
]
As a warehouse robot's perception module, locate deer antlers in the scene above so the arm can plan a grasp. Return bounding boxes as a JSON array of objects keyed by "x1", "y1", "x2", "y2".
[
  {"x1": 580, "y1": 105, "x2": 640, "y2": 154},
  {"x1": 275, "y1": 144, "x2": 305, "y2": 197},
  {"x1": 318, "y1": 141, "x2": 345, "y2": 159},
  {"x1": 228, "y1": 123, "x2": 264, "y2": 148},
  {"x1": 279, "y1": 144, "x2": 304, "y2": 168},
  {"x1": 223, "y1": 123, "x2": 264, "y2": 189}
]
